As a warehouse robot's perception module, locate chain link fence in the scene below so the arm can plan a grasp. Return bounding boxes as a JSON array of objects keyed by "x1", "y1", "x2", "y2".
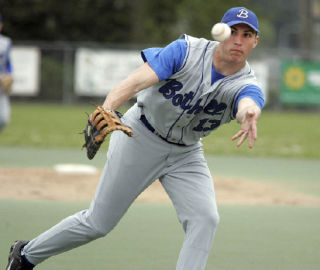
[{"x1": 10, "y1": 41, "x2": 320, "y2": 109}]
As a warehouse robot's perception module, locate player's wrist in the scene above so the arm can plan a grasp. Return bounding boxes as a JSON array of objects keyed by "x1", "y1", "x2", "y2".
[
  {"x1": 101, "y1": 105, "x2": 111, "y2": 111},
  {"x1": 236, "y1": 110, "x2": 246, "y2": 123}
]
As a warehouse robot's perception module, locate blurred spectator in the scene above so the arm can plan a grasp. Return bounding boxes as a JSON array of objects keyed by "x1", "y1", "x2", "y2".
[{"x1": 0, "y1": 13, "x2": 14, "y2": 133}]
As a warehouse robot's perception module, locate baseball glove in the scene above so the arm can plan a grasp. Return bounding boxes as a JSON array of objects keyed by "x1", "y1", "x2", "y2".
[
  {"x1": 82, "y1": 105, "x2": 133, "y2": 160},
  {"x1": 0, "y1": 73, "x2": 14, "y2": 94}
]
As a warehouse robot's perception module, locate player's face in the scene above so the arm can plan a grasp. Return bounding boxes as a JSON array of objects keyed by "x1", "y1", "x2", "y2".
[{"x1": 222, "y1": 24, "x2": 259, "y2": 63}]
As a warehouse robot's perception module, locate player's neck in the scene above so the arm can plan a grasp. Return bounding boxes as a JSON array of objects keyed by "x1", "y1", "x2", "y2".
[{"x1": 213, "y1": 45, "x2": 246, "y2": 76}]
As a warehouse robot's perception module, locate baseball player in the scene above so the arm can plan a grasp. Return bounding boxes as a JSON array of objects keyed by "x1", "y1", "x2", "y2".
[
  {"x1": 0, "y1": 13, "x2": 14, "y2": 133},
  {"x1": 6, "y1": 7, "x2": 264, "y2": 270}
]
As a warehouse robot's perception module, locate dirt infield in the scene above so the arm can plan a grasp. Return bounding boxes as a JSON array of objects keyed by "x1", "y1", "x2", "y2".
[{"x1": 1, "y1": 168, "x2": 320, "y2": 206}]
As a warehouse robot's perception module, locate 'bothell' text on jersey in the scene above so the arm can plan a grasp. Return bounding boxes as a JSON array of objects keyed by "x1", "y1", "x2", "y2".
[{"x1": 137, "y1": 34, "x2": 260, "y2": 145}]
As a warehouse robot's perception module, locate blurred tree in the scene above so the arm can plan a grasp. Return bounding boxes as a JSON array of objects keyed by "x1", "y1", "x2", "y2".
[
  {"x1": 1, "y1": 0, "x2": 135, "y2": 42},
  {"x1": 130, "y1": 0, "x2": 183, "y2": 44},
  {"x1": 0, "y1": 0, "x2": 286, "y2": 47},
  {"x1": 175, "y1": 0, "x2": 250, "y2": 39},
  {"x1": 248, "y1": 0, "x2": 300, "y2": 48}
]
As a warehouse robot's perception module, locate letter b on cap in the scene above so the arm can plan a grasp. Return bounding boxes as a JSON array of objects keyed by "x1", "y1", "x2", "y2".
[{"x1": 237, "y1": 9, "x2": 249, "y2": 18}]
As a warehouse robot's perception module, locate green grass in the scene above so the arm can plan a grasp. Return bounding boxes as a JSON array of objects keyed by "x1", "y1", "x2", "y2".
[
  {"x1": 0, "y1": 103, "x2": 320, "y2": 159},
  {"x1": 202, "y1": 110, "x2": 320, "y2": 159},
  {"x1": 0, "y1": 103, "x2": 99, "y2": 149},
  {"x1": 1, "y1": 200, "x2": 319, "y2": 270}
]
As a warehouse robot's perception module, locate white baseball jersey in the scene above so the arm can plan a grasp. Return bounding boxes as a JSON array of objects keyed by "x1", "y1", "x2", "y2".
[{"x1": 137, "y1": 35, "x2": 260, "y2": 145}]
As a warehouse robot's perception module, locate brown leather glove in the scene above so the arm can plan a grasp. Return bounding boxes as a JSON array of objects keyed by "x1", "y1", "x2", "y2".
[{"x1": 82, "y1": 106, "x2": 133, "y2": 160}]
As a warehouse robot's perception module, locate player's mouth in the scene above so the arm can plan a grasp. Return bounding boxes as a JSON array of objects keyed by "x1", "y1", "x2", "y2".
[{"x1": 230, "y1": 49, "x2": 243, "y2": 55}]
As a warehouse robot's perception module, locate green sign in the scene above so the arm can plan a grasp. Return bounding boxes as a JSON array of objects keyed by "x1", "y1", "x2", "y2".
[{"x1": 281, "y1": 60, "x2": 320, "y2": 105}]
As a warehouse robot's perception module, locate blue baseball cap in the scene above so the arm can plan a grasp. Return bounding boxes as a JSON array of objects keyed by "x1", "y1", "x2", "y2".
[{"x1": 221, "y1": 7, "x2": 259, "y2": 33}]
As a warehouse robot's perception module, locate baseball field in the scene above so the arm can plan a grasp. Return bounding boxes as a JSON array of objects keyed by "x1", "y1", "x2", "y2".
[{"x1": 0, "y1": 103, "x2": 320, "y2": 269}]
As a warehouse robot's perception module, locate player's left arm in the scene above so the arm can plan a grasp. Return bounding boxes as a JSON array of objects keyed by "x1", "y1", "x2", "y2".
[{"x1": 232, "y1": 97, "x2": 261, "y2": 148}]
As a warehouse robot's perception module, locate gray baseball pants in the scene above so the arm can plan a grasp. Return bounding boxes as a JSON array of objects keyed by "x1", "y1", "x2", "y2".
[{"x1": 23, "y1": 105, "x2": 220, "y2": 270}]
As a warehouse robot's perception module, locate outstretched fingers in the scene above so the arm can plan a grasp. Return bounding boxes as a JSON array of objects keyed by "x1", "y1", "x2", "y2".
[
  {"x1": 232, "y1": 111, "x2": 258, "y2": 148},
  {"x1": 232, "y1": 129, "x2": 248, "y2": 147},
  {"x1": 248, "y1": 123, "x2": 258, "y2": 148}
]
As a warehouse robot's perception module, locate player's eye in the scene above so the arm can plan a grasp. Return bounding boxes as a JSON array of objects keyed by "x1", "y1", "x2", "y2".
[
  {"x1": 231, "y1": 29, "x2": 237, "y2": 35},
  {"x1": 244, "y1": 32, "x2": 253, "y2": 38}
]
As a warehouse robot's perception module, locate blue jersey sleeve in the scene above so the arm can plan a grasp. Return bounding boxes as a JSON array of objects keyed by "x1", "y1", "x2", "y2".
[
  {"x1": 234, "y1": 85, "x2": 265, "y2": 116},
  {"x1": 6, "y1": 43, "x2": 13, "y2": 73},
  {"x1": 6, "y1": 56, "x2": 12, "y2": 73},
  {"x1": 141, "y1": 39, "x2": 187, "y2": 81}
]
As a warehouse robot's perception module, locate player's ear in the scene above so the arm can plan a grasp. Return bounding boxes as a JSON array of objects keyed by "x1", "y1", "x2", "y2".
[
  {"x1": 253, "y1": 34, "x2": 259, "y2": 48},
  {"x1": 252, "y1": 34, "x2": 259, "y2": 48}
]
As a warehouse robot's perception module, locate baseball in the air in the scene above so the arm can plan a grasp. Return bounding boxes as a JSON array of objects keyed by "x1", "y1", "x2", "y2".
[{"x1": 210, "y1": 23, "x2": 231, "y2": 42}]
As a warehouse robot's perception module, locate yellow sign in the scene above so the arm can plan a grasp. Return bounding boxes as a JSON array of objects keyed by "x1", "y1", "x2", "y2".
[{"x1": 284, "y1": 66, "x2": 306, "y2": 90}]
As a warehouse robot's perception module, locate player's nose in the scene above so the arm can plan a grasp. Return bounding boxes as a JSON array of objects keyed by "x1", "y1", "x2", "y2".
[{"x1": 233, "y1": 34, "x2": 242, "y2": 45}]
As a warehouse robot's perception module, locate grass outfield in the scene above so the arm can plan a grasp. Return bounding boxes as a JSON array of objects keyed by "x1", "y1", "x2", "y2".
[
  {"x1": 0, "y1": 102, "x2": 319, "y2": 159},
  {"x1": 0, "y1": 200, "x2": 319, "y2": 270}
]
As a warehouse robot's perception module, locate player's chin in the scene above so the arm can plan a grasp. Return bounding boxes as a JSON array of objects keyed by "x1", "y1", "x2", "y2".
[{"x1": 229, "y1": 53, "x2": 245, "y2": 63}]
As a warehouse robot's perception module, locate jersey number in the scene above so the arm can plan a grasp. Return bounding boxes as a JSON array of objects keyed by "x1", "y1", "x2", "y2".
[
  {"x1": 193, "y1": 118, "x2": 221, "y2": 132},
  {"x1": 193, "y1": 99, "x2": 227, "y2": 132}
]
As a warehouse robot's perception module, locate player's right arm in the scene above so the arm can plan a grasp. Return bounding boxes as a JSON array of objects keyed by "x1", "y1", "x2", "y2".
[
  {"x1": 103, "y1": 39, "x2": 187, "y2": 111},
  {"x1": 232, "y1": 97, "x2": 261, "y2": 148},
  {"x1": 102, "y1": 62, "x2": 159, "y2": 111}
]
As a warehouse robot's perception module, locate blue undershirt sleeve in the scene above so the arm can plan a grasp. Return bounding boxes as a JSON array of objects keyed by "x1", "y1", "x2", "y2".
[
  {"x1": 6, "y1": 57, "x2": 12, "y2": 73},
  {"x1": 6, "y1": 43, "x2": 13, "y2": 73},
  {"x1": 234, "y1": 85, "x2": 265, "y2": 116},
  {"x1": 141, "y1": 39, "x2": 187, "y2": 81}
]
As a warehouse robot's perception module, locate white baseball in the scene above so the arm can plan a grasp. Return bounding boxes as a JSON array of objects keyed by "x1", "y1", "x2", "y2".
[{"x1": 210, "y1": 23, "x2": 231, "y2": 42}]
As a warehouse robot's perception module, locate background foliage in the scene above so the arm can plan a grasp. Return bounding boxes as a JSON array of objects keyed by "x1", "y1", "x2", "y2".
[{"x1": 0, "y1": 0, "x2": 299, "y2": 47}]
